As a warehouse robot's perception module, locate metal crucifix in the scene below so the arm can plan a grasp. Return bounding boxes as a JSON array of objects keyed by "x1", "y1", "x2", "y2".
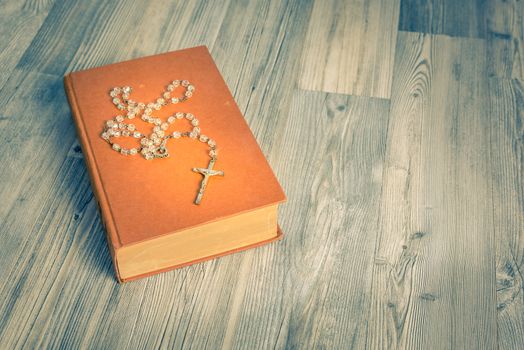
[{"x1": 192, "y1": 158, "x2": 224, "y2": 204}]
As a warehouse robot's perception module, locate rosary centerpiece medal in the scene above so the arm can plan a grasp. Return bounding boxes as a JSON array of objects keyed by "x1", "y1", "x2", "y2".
[{"x1": 100, "y1": 80, "x2": 223, "y2": 205}]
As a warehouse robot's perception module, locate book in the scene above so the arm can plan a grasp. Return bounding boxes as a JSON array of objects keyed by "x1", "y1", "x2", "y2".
[{"x1": 64, "y1": 46, "x2": 286, "y2": 282}]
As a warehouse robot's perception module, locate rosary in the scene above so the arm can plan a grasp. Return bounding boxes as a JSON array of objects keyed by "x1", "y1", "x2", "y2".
[{"x1": 100, "y1": 80, "x2": 223, "y2": 205}]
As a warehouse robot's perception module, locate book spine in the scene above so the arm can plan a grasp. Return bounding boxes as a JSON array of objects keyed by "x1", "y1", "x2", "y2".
[{"x1": 63, "y1": 74, "x2": 123, "y2": 282}]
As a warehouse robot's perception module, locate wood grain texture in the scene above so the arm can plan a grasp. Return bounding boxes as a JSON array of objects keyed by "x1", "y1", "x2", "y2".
[
  {"x1": 298, "y1": 0, "x2": 400, "y2": 98},
  {"x1": 231, "y1": 91, "x2": 390, "y2": 349},
  {"x1": 489, "y1": 78, "x2": 524, "y2": 350},
  {"x1": 399, "y1": 0, "x2": 524, "y2": 79},
  {"x1": 368, "y1": 32, "x2": 497, "y2": 349},
  {"x1": 399, "y1": 0, "x2": 489, "y2": 37},
  {"x1": 17, "y1": 0, "x2": 230, "y2": 75},
  {"x1": 1, "y1": 0, "x2": 523, "y2": 348},
  {"x1": 0, "y1": 0, "x2": 53, "y2": 90},
  {"x1": 508, "y1": 0, "x2": 524, "y2": 79},
  {"x1": 211, "y1": 0, "x2": 314, "y2": 151}
]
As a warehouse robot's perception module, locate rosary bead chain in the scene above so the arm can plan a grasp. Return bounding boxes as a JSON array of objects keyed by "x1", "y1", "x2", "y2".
[{"x1": 100, "y1": 81, "x2": 218, "y2": 161}]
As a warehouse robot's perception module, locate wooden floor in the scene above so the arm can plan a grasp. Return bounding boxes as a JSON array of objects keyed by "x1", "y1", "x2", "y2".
[{"x1": 0, "y1": 0, "x2": 523, "y2": 349}]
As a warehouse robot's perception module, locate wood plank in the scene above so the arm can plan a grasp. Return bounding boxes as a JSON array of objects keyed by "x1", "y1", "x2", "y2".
[
  {"x1": 0, "y1": 69, "x2": 94, "y2": 348},
  {"x1": 488, "y1": 78, "x2": 524, "y2": 350},
  {"x1": 508, "y1": 0, "x2": 524, "y2": 79},
  {"x1": 65, "y1": 0, "x2": 231, "y2": 74},
  {"x1": 485, "y1": 0, "x2": 515, "y2": 78},
  {"x1": 368, "y1": 32, "x2": 497, "y2": 349},
  {"x1": 211, "y1": 0, "x2": 313, "y2": 153},
  {"x1": 399, "y1": 0, "x2": 488, "y2": 38},
  {"x1": 0, "y1": 0, "x2": 54, "y2": 90},
  {"x1": 398, "y1": 0, "x2": 523, "y2": 79},
  {"x1": 16, "y1": 0, "x2": 230, "y2": 75},
  {"x1": 227, "y1": 90, "x2": 389, "y2": 349},
  {"x1": 298, "y1": 0, "x2": 400, "y2": 98},
  {"x1": 0, "y1": 70, "x2": 76, "y2": 284},
  {"x1": 17, "y1": 0, "x2": 116, "y2": 75}
]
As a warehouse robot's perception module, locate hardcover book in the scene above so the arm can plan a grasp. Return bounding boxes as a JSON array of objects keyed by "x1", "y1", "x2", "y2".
[{"x1": 64, "y1": 46, "x2": 286, "y2": 282}]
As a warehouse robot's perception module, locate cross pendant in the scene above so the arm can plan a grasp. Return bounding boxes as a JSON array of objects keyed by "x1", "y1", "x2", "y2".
[{"x1": 192, "y1": 158, "x2": 224, "y2": 205}]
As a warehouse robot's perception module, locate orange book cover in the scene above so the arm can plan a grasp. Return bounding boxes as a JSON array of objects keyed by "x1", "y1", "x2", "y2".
[{"x1": 64, "y1": 46, "x2": 286, "y2": 282}]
